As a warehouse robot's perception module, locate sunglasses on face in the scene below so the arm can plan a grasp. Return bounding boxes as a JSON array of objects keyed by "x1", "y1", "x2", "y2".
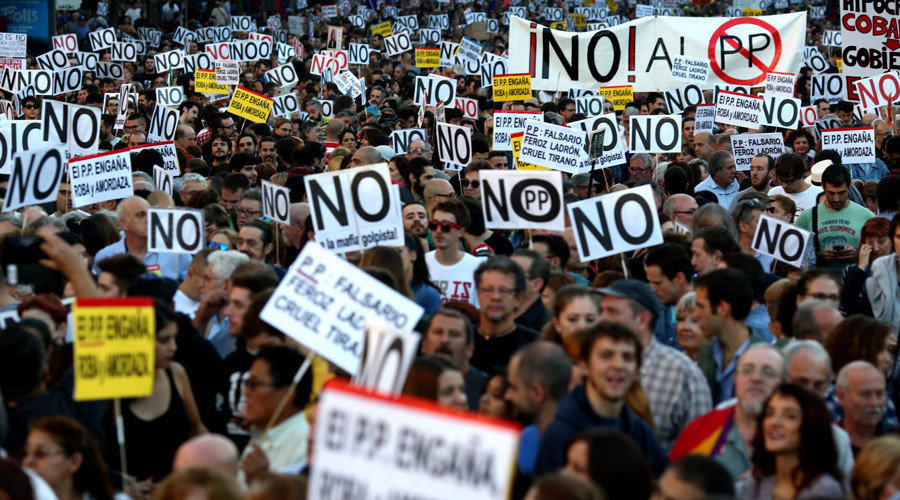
[
  {"x1": 23, "y1": 104, "x2": 36, "y2": 109},
  {"x1": 208, "y1": 242, "x2": 229, "y2": 250},
  {"x1": 461, "y1": 179, "x2": 480, "y2": 189},
  {"x1": 428, "y1": 220, "x2": 463, "y2": 232}
]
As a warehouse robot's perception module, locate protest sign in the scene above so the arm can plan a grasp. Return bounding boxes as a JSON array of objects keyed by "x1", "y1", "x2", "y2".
[
  {"x1": 456, "y1": 37, "x2": 482, "y2": 68},
  {"x1": 492, "y1": 73, "x2": 532, "y2": 101},
  {"x1": 88, "y1": 28, "x2": 117, "y2": 51},
  {"x1": 0, "y1": 59, "x2": 24, "y2": 71},
  {"x1": 228, "y1": 87, "x2": 273, "y2": 123},
  {"x1": 153, "y1": 165, "x2": 173, "y2": 195},
  {"x1": 855, "y1": 71, "x2": 900, "y2": 110},
  {"x1": 493, "y1": 110, "x2": 543, "y2": 152},
  {"x1": 348, "y1": 43, "x2": 371, "y2": 65},
  {"x1": 800, "y1": 105, "x2": 818, "y2": 127},
  {"x1": 568, "y1": 184, "x2": 664, "y2": 261},
  {"x1": 129, "y1": 141, "x2": 179, "y2": 175},
  {"x1": 215, "y1": 61, "x2": 241, "y2": 85},
  {"x1": 353, "y1": 323, "x2": 420, "y2": 395},
  {"x1": 1, "y1": 69, "x2": 51, "y2": 95},
  {"x1": 334, "y1": 71, "x2": 363, "y2": 98},
  {"x1": 440, "y1": 42, "x2": 460, "y2": 68},
  {"x1": 803, "y1": 52, "x2": 830, "y2": 74},
  {"x1": 759, "y1": 94, "x2": 801, "y2": 129},
  {"x1": 455, "y1": 97, "x2": 478, "y2": 119},
  {"x1": 156, "y1": 86, "x2": 184, "y2": 107},
  {"x1": 305, "y1": 163, "x2": 405, "y2": 253},
  {"x1": 383, "y1": 33, "x2": 412, "y2": 57},
  {"x1": 261, "y1": 179, "x2": 291, "y2": 225},
  {"x1": 265, "y1": 64, "x2": 299, "y2": 89},
  {"x1": 147, "y1": 106, "x2": 178, "y2": 142},
  {"x1": 629, "y1": 115, "x2": 682, "y2": 153},
  {"x1": 230, "y1": 15, "x2": 253, "y2": 31},
  {"x1": 2, "y1": 145, "x2": 66, "y2": 213},
  {"x1": 154, "y1": 50, "x2": 185, "y2": 72},
  {"x1": 52, "y1": 34, "x2": 78, "y2": 52},
  {"x1": 479, "y1": 53, "x2": 508, "y2": 87},
  {"x1": 573, "y1": 95, "x2": 607, "y2": 117},
  {"x1": 68, "y1": 149, "x2": 133, "y2": 207},
  {"x1": 0, "y1": 120, "x2": 42, "y2": 174},
  {"x1": 73, "y1": 297, "x2": 155, "y2": 401},
  {"x1": 811, "y1": 74, "x2": 846, "y2": 103},
  {"x1": 597, "y1": 85, "x2": 633, "y2": 111},
  {"x1": 436, "y1": 122, "x2": 473, "y2": 168},
  {"x1": 510, "y1": 132, "x2": 548, "y2": 171},
  {"x1": 820, "y1": 127, "x2": 876, "y2": 164},
  {"x1": 752, "y1": 214, "x2": 813, "y2": 267},
  {"x1": 53, "y1": 67, "x2": 83, "y2": 95},
  {"x1": 518, "y1": 120, "x2": 587, "y2": 174},
  {"x1": 414, "y1": 75, "x2": 457, "y2": 107},
  {"x1": 260, "y1": 242, "x2": 424, "y2": 374},
  {"x1": 391, "y1": 128, "x2": 427, "y2": 155},
  {"x1": 42, "y1": 101, "x2": 100, "y2": 158},
  {"x1": 322, "y1": 4, "x2": 337, "y2": 17},
  {"x1": 671, "y1": 56, "x2": 710, "y2": 84},
  {"x1": 148, "y1": 208, "x2": 205, "y2": 254},
  {"x1": 663, "y1": 84, "x2": 704, "y2": 115},
  {"x1": 730, "y1": 133, "x2": 785, "y2": 171},
  {"x1": 184, "y1": 53, "x2": 215, "y2": 73},
  {"x1": 371, "y1": 21, "x2": 392, "y2": 37},
  {"x1": 420, "y1": 29, "x2": 441, "y2": 45},
  {"x1": 569, "y1": 114, "x2": 628, "y2": 169},
  {"x1": 715, "y1": 90, "x2": 763, "y2": 129},
  {"x1": 822, "y1": 30, "x2": 841, "y2": 47},
  {"x1": 764, "y1": 72, "x2": 796, "y2": 97},
  {"x1": 480, "y1": 170, "x2": 565, "y2": 231},
  {"x1": 110, "y1": 42, "x2": 137, "y2": 63},
  {"x1": 327, "y1": 26, "x2": 343, "y2": 49},
  {"x1": 36, "y1": 49, "x2": 70, "y2": 71},
  {"x1": 272, "y1": 93, "x2": 301, "y2": 117},
  {"x1": 416, "y1": 48, "x2": 440, "y2": 68},
  {"x1": 309, "y1": 381, "x2": 519, "y2": 500}
]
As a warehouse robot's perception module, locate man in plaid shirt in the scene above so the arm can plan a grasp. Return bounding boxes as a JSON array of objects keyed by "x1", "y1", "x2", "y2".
[{"x1": 596, "y1": 280, "x2": 712, "y2": 451}]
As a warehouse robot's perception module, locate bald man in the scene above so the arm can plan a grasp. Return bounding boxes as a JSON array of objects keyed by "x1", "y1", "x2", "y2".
[
  {"x1": 406, "y1": 139, "x2": 432, "y2": 160},
  {"x1": 423, "y1": 179, "x2": 455, "y2": 219},
  {"x1": 350, "y1": 146, "x2": 383, "y2": 167},
  {"x1": 661, "y1": 193, "x2": 698, "y2": 227},
  {"x1": 173, "y1": 434, "x2": 240, "y2": 479},
  {"x1": 147, "y1": 190, "x2": 175, "y2": 208},
  {"x1": 693, "y1": 131, "x2": 714, "y2": 162},
  {"x1": 281, "y1": 202, "x2": 311, "y2": 265}
]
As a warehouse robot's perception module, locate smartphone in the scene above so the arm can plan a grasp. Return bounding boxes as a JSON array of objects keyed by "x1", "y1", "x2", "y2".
[
  {"x1": 832, "y1": 245, "x2": 845, "y2": 251},
  {"x1": 0, "y1": 236, "x2": 62, "y2": 294}
]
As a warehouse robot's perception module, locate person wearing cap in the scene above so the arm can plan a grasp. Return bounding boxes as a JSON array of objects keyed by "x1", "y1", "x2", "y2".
[
  {"x1": 767, "y1": 153, "x2": 823, "y2": 221},
  {"x1": 796, "y1": 163, "x2": 874, "y2": 271},
  {"x1": 595, "y1": 279, "x2": 712, "y2": 451}
]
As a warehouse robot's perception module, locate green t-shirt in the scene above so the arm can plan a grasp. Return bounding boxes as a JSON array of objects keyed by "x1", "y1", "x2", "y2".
[{"x1": 795, "y1": 201, "x2": 874, "y2": 269}]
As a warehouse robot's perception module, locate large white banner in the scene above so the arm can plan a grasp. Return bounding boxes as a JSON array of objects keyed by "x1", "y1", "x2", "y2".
[{"x1": 508, "y1": 13, "x2": 807, "y2": 91}]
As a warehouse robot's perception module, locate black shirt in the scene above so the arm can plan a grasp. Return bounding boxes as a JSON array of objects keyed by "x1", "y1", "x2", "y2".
[{"x1": 470, "y1": 324, "x2": 539, "y2": 373}]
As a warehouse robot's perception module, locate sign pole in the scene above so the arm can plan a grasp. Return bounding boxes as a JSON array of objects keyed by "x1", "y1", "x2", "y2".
[
  {"x1": 262, "y1": 349, "x2": 315, "y2": 434},
  {"x1": 275, "y1": 224, "x2": 281, "y2": 267},
  {"x1": 114, "y1": 398, "x2": 129, "y2": 481},
  {"x1": 586, "y1": 158, "x2": 597, "y2": 198},
  {"x1": 620, "y1": 253, "x2": 629, "y2": 278}
]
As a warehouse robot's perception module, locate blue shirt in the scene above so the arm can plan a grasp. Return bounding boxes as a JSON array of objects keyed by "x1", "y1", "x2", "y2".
[
  {"x1": 713, "y1": 337, "x2": 754, "y2": 404},
  {"x1": 695, "y1": 176, "x2": 741, "y2": 209},
  {"x1": 92, "y1": 239, "x2": 191, "y2": 282},
  {"x1": 848, "y1": 158, "x2": 889, "y2": 182},
  {"x1": 745, "y1": 304, "x2": 775, "y2": 343}
]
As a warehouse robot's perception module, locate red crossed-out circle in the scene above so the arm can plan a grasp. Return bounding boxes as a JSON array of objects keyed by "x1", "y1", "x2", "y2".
[{"x1": 708, "y1": 17, "x2": 782, "y2": 86}]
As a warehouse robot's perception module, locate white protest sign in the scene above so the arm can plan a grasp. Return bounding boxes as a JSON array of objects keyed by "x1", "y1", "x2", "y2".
[
  {"x1": 260, "y1": 242, "x2": 424, "y2": 373},
  {"x1": 334, "y1": 71, "x2": 363, "y2": 98},
  {"x1": 272, "y1": 93, "x2": 301, "y2": 117},
  {"x1": 88, "y1": 28, "x2": 117, "y2": 52},
  {"x1": 53, "y1": 67, "x2": 83, "y2": 95},
  {"x1": 764, "y1": 72, "x2": 796, "y2": 97},
  {"x1": 479, "y1": 52, "x2": 508, "y2": 87},
  {"x1": 671, "y1": 56, "x2": 709, "y2": 84},
  {"x1": 41, "y1": 101, "x2": 100, "y2": 158},
  {"x1": 855, "y1": 71, "x2": 900, "y2": 110},
  {"x1": 820, "y1": 127, "x2": 876, "y2": 164},
  {"x1": 155, "y1": 86, "x2": 184, "y2": 107},
  {"x1": 822, "y1": 30, "x2": 841, "y2": 47},
  {"x1": 348, "y1": 43, "x2": 370, "y2": 65},
  {"x1": 148, "y1": 209, "x2": 205, "y2": 254},
  {"x1": 730, "y1": 133, "x2": 785, "y2": 171},
  {"x1": 800, "y1": 105, "x2": 818, "y2": 127},
  {"x1": 215, "y1": 61, "x2": 240, "y2": 85},
  {"x1": 353, "y1": 323, "x2": 421, "y2": 395},
  {"x1": 517, "y1": 120, "x2": 586, "y2": 174},
  {"x1": 752, "y1": 214, "x2": 812, "y2": 267},
  {"x1": 574, "y1": 96, "x2": 606, "y2": 117},
  {"x1": 414, "y1": 75, "x2": 457, "y2": 107},
  {"x1": 435, "y1": 122, "x2": 473, "y2": 168},
  {"x1": 230, "y1": 16, "x2": 253, "y2": 31},
  {"x1": 0, "y1": 120, "x2": 42, "y2": 174},
  {"x1": 480, "y1": 170, "x2": 565, "y2": 231},
  {"x1": 36, "y1": 49, "x2": 69, "y2": 71},
  {"x1": 694, "y1": 104, "x2": 716, "y2": 135},
  {"x1": 130, "y1": 141, "x2": 179, "y2": 176},
  {"x1": 184, "y1": 53, "x2": 215, "y2": 73},
  {"x1": 759, "y1": 94, "x2": 801, "y2": 129},
  {"x1": 52, "y1": 34, "x2": 78, "y2": 52},
  {"x1": 321, "y1": 4, "x2": 337, "y2": 17},
  {"x1": 261, "y1": 179, "x2": 291, "y2": 225},
  {"x1": 68, "y1": 150, "x2": 133, "y2": 207},
  {"x1": 383, "y1": 33, "x2": 413, "y2": 57},
  {"x1": 663, "y1": 84, "x2": 704, "y2": 115},
  {"x1": 440, "y1": 42, "x2": 459, "y2": 68},
  {"x1": 147, "y1": 105, "x2": 178, "y2": 142},
  {"x1": 803, "y1": 52, "x2": 830, "y2": 75},
  {"x1": 455, "y1": 97, "x2": 478, "y2": 119},
  {"x1": 110, "y1": 42, "x2": 137, "y2": 63},
  {"x1": 493, "y1": 110, "x2": 544, "y2": 152},
  {"x1": 456, "y1": 37, "x2": 482, "y2": 68},
  {"x1": 305, "y1": 164, "x2": 404, "y2": 253},
  {"x1": 569, "y1": 114, "x2": 628, "y2": 169},
  {"x1": 266, "y1": 64, "x2": 299, "y2": 89},
  {"x1": 154, "y1": 50, "x2": 185, "y2": 72},
  {"x1": 811, "y1": 74, "x2": 846, "y2": 103},
  {"x1": 568, "y1": 184, "x2": 664, "y2": 262},
  {"x1": 152, "y1": 165, "x2": 173, "y2": 195},
  {"x1": 629, "y1": 115, "x2": 682, "y2": 153},
  {"x1": 391, "y1": 128, "x2": 427, "y2": 154},
  {"x1": 715, "y1": 90, "x2": 762, "y2": 129},
  {"x1": 2, "y1": 145, "x2": 66, "y2": 213}
]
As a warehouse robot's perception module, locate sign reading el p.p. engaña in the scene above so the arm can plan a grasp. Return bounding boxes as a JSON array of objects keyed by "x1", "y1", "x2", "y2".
[
  {"x1": 68, "y1": 150, "x2": 133, "y2": 207},
  {"x1": 2, "y1": 145, "x2": 67, "y2": 213},
  {"x1": 568, "y1": 184, "x2": 664, "y2": 262},
  {"x1": 261, "y1": 179, "x2": 291, "y2": 225},
  {"x1": 694, "y1": 104, "x2": 716, "y2": 135},
  {"x1": 129, "y1": 141, "x2": 180, "y2": 176},
  {"x1": 715, "y1": 90, "x2": 763, "y2": 129},
  {"x1": 480, "y1": 170, "x2": 565, "y2": 231},
  {"x1": 147, "y1": 208, "x2": 205, "y2": 254},
  {"x1": 764, "y1": 72, "x2": 796, "y2": 97},
  {"x1": 435, "y1": 122, "x2": 473, "y2": 168},
  {"x1": 153, "y1": 165, "x2": 173, "y2": 196},
  {"x1": 304, "y1": 163, "x2": 404, "y2": 253},
  {"x1": 820, "y1": 127, "x2": 876, "y2": 164},
  {"x1": 751, "y1": 214, "x2": 812, "y2": 267},
  {"x1": 260, "y1": 242, "x2": 424, "y2": 374},
  {"x1": 628, "y1": 115, "x2": 682, "y2": 153},
  {"x1": 517, "y1": 120, "x2": 586, "y2": 174},
  {"x1": 492, "y1": 110, "x2": 543, "y2": 152},
  {"x1": 730, "y1": 133, "x2": 785, "y2": 171},
  {"x1": 353, "y1": 322, "x2": 421, "y2": 395}
]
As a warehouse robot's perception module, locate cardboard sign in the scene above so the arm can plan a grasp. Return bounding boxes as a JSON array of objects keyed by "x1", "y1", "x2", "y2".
[
  {"x1": 228, "y1": 87, "x2": 273, "y2": 123},
  {"x1": 0, "y1": 58, "x2": 24, "y2": 71},
  {"x1": 821, "y1": 127, "x2": 876, "y2": 164},
  {"x1": 492, "y1": 73, "x2": 532, "y2": 101},
  {"x1": 88, "y1": 28, "x2": 116, "y2": 52},
  {"x1": 493, "y1": 110, "x2": 543, "y2": 152},
  {"x1": 2, "y1": 145, "x2": 66, "y2": 213},
  {"x1": 156, "y1": 86, "x2": 184, "y2": 107},
  {"x1": 153, "y1": 165, "x2": 173, "y2": 195},
  {"x1": 184, "y1": 53, "x2": 215, "y2": 73},
  {"x1": 230, "y1": 15, "x2": 253, "y2": 31},
  {"x1": 510, "y1": 132, "x2": 547, "y2": 171},
  {"x1": 73, "y1": 297, "x2": 155, "y2": 401},
  {"x1": 42, "y1": 101, "x2": 100, "y2": 158},
  {"x1": 479, "y1": 53, "x2": 508, "y2": 88},
  {"x1": 266, "y1": 64, "x2": 299, "y2": 88},
  {"x1": 0, "y1": 69, "x2": 52, "y2": 95},
  {"x1": 671, "y1": 56, "x2": 710, "y2": 84},
  {"x1": 215, "y1": 61, "x2": 240, "y2": 85},
  {"x1": 261, "y1": 179, "x2": 291, "y2": 225},
  {"x1": 597, "y1": 85, "x2": 633, "y2": 111},
  {"x1": 391, "y1": 128, "x2": 427, "y2": 154},
  {"x1": 715, "y1": 90, "x2": 763, "y2": 129},
  {"x1": 147, "y1": 105, "x2": 178, "y2": 142},
  {"x1": 730, "y1": 133, "x2": 785, "y2": 171},
  {"x1": 517, "y1": 120, "x2": 587, "y2": 174},
  {"x1": 629, "y1": 115, "x2": 682, "y2": 153},
  {"x1": 569, "y1": 114, "x2": 627, "y2": 169},
  {"x1": 36, "y1": 49, "x2": 70, "y2": 71},
  {"x1": 480, "y1": 170, "x2": 565, "y2": 231},
  {"x1": 414, "y1": 75, "x2": 456, "y2": 107},
  {"x1": 305, "y1": 163, "x2": 405, "y2": 253},
  {"x1": 110, "y1": 42, "x2": 137, "y2": 63},
  {"x1": 384, "y1": 33, "x2": 413, "y2": 57},
  {"x1": 436, "y1": 122, "x2": 473, "y2": 168},
  {"x1": 855, "y1": 71, "x2": 900, "y2": 110},
  {"x1": 811, "y1": 74, "x2": 846, "y2": 104},
  {"x1": 822, "y1": 29, "x2": 842, "y2": 47},
  {"x1": 455, "y1": 97, "x2": 478, "y2": 119},
  {"x1": 68, "y1": 149, "x2": 132, "y2": 207},
  {"x1": 694, "y1": 104, "x2": 715, "y2": 136},
  {"x1": 353, "y1": 323, "x2": 420, "y2": 395},
  {"x1": 416, "y1": 48, "x2": 440, "y2": 68},
  {"x1": 800, "y1": 105, "x2": 818, "y2": 127},
  {"x1": 568, "y1": 184, "x2": 664, "y2": 262},
  {"x1": 148, "y1": 208, "x2": 205, "y2": 254},
  {"x1": 752, "y1": 214, "x2": 812, "y2": 267},
  {"x1": 272, "y1": 93, "x2": 301, "y2": 117},
  {"x1": 440, "y1": 42, "x2": 459, "y2": 68},
  {"x1": 310, "y1": 381, "x2": 518, "y2": 500},
  {"x1": 759, "y1": 94, "x2": 801, "y2": 129},
  {"x1": 663, "y1": 84, "x2": 704, "y2": 115},
  {"x1": 260, "y1": 242, "x2": 424, "y2": 373},
  {"x1": 52, "y1": 34, "x2": 78, "y2": 52},
  {"x1": 764, "y1": 72, "x2": 796, "y2": 97}
]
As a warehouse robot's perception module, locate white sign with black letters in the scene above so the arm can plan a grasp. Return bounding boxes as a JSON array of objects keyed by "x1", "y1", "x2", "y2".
[
  {"x1": 353, "y1": 322, "x2": 421, "y2": 395},
  {"x1": 629, "y1": 115, "x2": 682, "y2": 153},
  {"x1": 568, "y1": 185, "x2": 664, "y2": 262},
  {"x1": 730, "y1": 133, "x2": 785, "y2": 171},
  {"x1": 2, "y1": 145, "x2": 66, "y2": 213},
  {"x1": 148, "y1": 208, "x2": 205, "y2": 254},
  {"x1": 383, "y1": 33, "x2": 412, "y2": 57},
  {"x1": 68, "y1": 150, "x2": 133, "y2": 207},
  {"x1": 261, "y1": 179, "x2": 291, "y2": 225},
  {"x1": 569, "y1": 114, "x2": 627, "y2": 169},
  {"x1": 517, "y1": 120, "x2": 586, "y2": 174},
  {"x1": 391, "y1": 128, "x2": 427, "y2": 155},
  {"x1": 715, "y1": 90, "x2": 763, "y2": 129},
  {"x1": 435, "y1": 122, "x2": 473, "y2": 168},
  {"x1": 671, "y1": 56, "x2": 709, "y2": 84},
  {"x1": 41, "y1": 101, "x2": 100, "y2": 158},
  {"x1": 752, "y1": 214, "x2": 812, "y2": 267},
  {"x1": 155, "y1": 86, "x2": 184, "y2": 107},
  {"x1": 759, "y1": 94, "x2": 801, "y2": 129},
  {"x1": 820, "y1": 127, "x2": 876, "y2": 164},
  {"x1": 152, "y1": 165, "x2": 173, "y2": 196},
  {"x1": 493, "y1": 111, "x2": 542, "y2": 152},
  {"x1": 480, "y1": 170, "x2": 564, "y2": 231},
  {"x1": 147, "y1": 105, "x2": 178, "y2": 142},
  {"x1": 694, "y1": 104, "x2": 716, "y2": 135}
]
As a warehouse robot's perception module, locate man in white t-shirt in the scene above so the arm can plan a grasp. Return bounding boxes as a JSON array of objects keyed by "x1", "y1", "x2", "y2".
[
  {"x1": 767, "y1": 152, "x2": 822, "y2": 221},
  {"x1": 425, "y1": 199, "x2": 486, "y2": 307}
]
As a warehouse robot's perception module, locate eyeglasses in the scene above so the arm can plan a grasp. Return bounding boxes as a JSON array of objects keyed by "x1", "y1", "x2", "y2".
[
  {"x1": 629, "y1": 166, "x2": 651, "y2": 172},
  {"x1": 737, "y1": 364, "x2": 780, "y2": 379},
  {"x1": 478, "y1": 286, "x2": 516, "y2": 297},
  {"x1": 672, "y1": 209, "x2": 696, "y2": 215},
  {"x1": 807, "y1": 292, "x2": 840, "y2": 302},
  {"x1": 408, "y1": 147, "x2": 432, "y2": 154},
  {"x1": 208, "y1": 242, "x2": 229, "y2": 250},
  {"x1": 23, "y1": 104, "x2": 36, "y2": 110},
  {"x1": 428, "y1": 220, "x2": 463, "y2": 232},
  {"x1": 238, "y1": 208, "x2": 261, "y2": 217},
  {"x1": 461, "y1": 179, "x2": 480, "y2": 189}
]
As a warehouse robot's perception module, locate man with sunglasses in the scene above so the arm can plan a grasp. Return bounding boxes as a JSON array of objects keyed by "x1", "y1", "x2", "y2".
[
  {"x1": 462, "y1": 161, "x2": 492, "y2": 201},
  {"x1": 424, "y1": 199, "x2": 486, "y2": 308}
]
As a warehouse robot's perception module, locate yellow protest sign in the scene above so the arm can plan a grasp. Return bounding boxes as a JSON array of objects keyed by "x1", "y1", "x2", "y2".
[
  {"x1": 371, "y1": 21, "x2": 392, "y2": 37},
  {"x1": 606, "y1": 0, "x2": 618, "y2": 11},
  {"x1": 550, "y1": 21, "x2": 567, "y2": 30},
  {"x1": 598, "y1": 85, "x2": 634, "y2": 111},
  {"x1": 416, "y1": 48, "x2": 440, "y2": 68},
  {"x1": 511, "y1": 131, "x2": 549, "y2": 170},
  {"x1": 228, "y1": 86, "x2": 274, "y2": 123},
  {"x1": 73, "y1": 297, "x2": 155, "y2": 401},
  {"x1": 493, "y1": 73, "x2": 532, "y2": 102},
  {"x1": 195, "y1": 69, "x2": 229, "y2": 94},
  {"x1": 584, "y1": 0, "x2": 595, "y2": 5},
  {"x1": 836, "y1": 58, "x2": 843, "y2": 73},
  {"x1": 569, "y1": 13, "x2": 587, "y2": 28},
  {"x1": 742, "y1": 8, "x2": 762, "y2": 16}
]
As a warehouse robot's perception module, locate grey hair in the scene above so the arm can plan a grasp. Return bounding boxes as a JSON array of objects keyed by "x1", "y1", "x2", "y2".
[
  {"x1": 836, "y1": 360, "x2": 880, "y2": 392},
  {"x1": 513, "y1": 341, "x2": 572, "y2": 401},
  {"x1": 738, "y1": 342, "x2": 787, "y2": 379},
  {"x1": 652, "y1": 161, "x2": 670, "y2": 185},
  {"x1": 180, "y1": 172, "x2": 206, "y2": 187},
  {"x1": 240, "y1": 187, "x2": 262, "y2": 202},
  {"x1": 544, "y1": 111, "x2": 564, "y2": 125},
  {"x1": 791, "y1": 299, "x2": 837, "y2": 342},
  {"x1": 707, "y1": 150, "x2": 733, "y2": 175},
  {"x1": 133, "y1": 171, "x2": 152, "y2": 183},
  {"x1": 623, "y1": 106, "x2": 640, "y2": 117},
  {"x1": 675, "y1": 291, "x2": 696, "y2": 319},
  {"x1": 691, "y1": 202, "x2": 738, "y2": 239},
  {"x1": 783, "y1": 339, "x2": 833, "y2": 378},
  {"x1": 207, "y1": 250, "x2": 250, "y2": 282},
  {"x1": 631, "y1": 152, "x2": 654, "y2": 170}
]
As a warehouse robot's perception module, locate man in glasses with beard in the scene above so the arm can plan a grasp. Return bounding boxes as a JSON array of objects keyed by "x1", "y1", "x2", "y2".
[
  {"x1": 420, "y1": 308, "x2": 486, "y2": 410},
  {"x1": 424, "y1": 199, "x2": 486, "y2": 308}
]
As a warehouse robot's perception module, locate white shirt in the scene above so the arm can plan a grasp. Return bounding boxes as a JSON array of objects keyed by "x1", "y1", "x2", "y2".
[
  {"x1": 425, "y1": 251, "x2": 486, "y2": 308},
  {"x1": 173, "y1": 289, "x2": 200, "y2": 318},
  {"x1": 768, "y1": 184, "x2": 823, "y2": 221},
  {"x1": 239, "y1": 411, "x2": 310, "y2": 487}
]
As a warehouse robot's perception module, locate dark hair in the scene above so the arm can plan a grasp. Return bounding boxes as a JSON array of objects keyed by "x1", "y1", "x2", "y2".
[
  {"x1": 696, "y1": 226, "x2": 741, "y2": 256},
  {"x1": 433, "y1": 198, "x2": 471, "y2": 228},
  {"x1": 669, "y1": 455, "x2": 735, "y2": 496},
  {"x1": 30, "y1": 416, "x2": 116, "y2": 500},
  {"x1": 695, "y1": 268, "x2": 754, "y2": 320},
  {"x1": 0, "y1": 324, "x2": 45, "y2": 401},
  {"x1": 404, "y1": 232, "x2": 439, "y2": 292},
  {"x1": 877, "y1": 176, "x2": 900, "y2": 213},
  {"x1": 253, "y1": 346, "x2": 313, "y2": 408},
  {"x1": 231, "y1": 265, "x2": 280, "y2": 294},
  {"x1": 825, "y1": 315, "x2": 892, "y2": 374},
  {"x1": 786, "y1": 129, "x2": 815, "y2": 150},
  {"x1": 96, "y1": 254, "x2": 146, "y2": 294},
  {"x1": 514, "y1": 341, "x2": 572, "y2": 402},
  {"x1": 579, "y1": 321, "x2": 643, "y2": 369},
  {"x1": 240, "y1": 288, "x2": 285, "y2": 342},
  {"x1": 512, "y1": 248, "x2": 551, "y2": 291},
  {"x1": 775, "y1": 152, "x2": 808, "y2": 181},
  {"x1": 222, "y1": 172, "x2": 251, "y2": 192},
  {"x1": 402, "y1": 355, "x2": 461, "y2": 402},
  {"x1": 821, "y1": 163, "x2": 851, "y2": 187},
  {"x1": 0, "y1": 458, "x2": 33, "y2": 500},
  {"x1": 474, "y1": 256, "x2": 528, "y2": 295},
  {"x1": 571, "y1": 429, "x2": 654, "y2": 500},
  {"x1": 644, "y1": 244, "x2": 692, "y2": 281},
  {"x1": 243, "y1": 220, "x2": 274, "y2": 248},
  {"x1": 750, "y1": 383, "x2": 841, "y2": 491},
  {"x1": 532, "y1": 234, "x2": 570, "y2": 268},
  {"x1": 796, "y1": 268, "x2": 839, "y2": 297},
  {"x1": 721, "y1": 252, "x2": 766, "y2": 303},
  {"x1": 459, "y1": 196, "x2": 485, "y2": 235}
]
